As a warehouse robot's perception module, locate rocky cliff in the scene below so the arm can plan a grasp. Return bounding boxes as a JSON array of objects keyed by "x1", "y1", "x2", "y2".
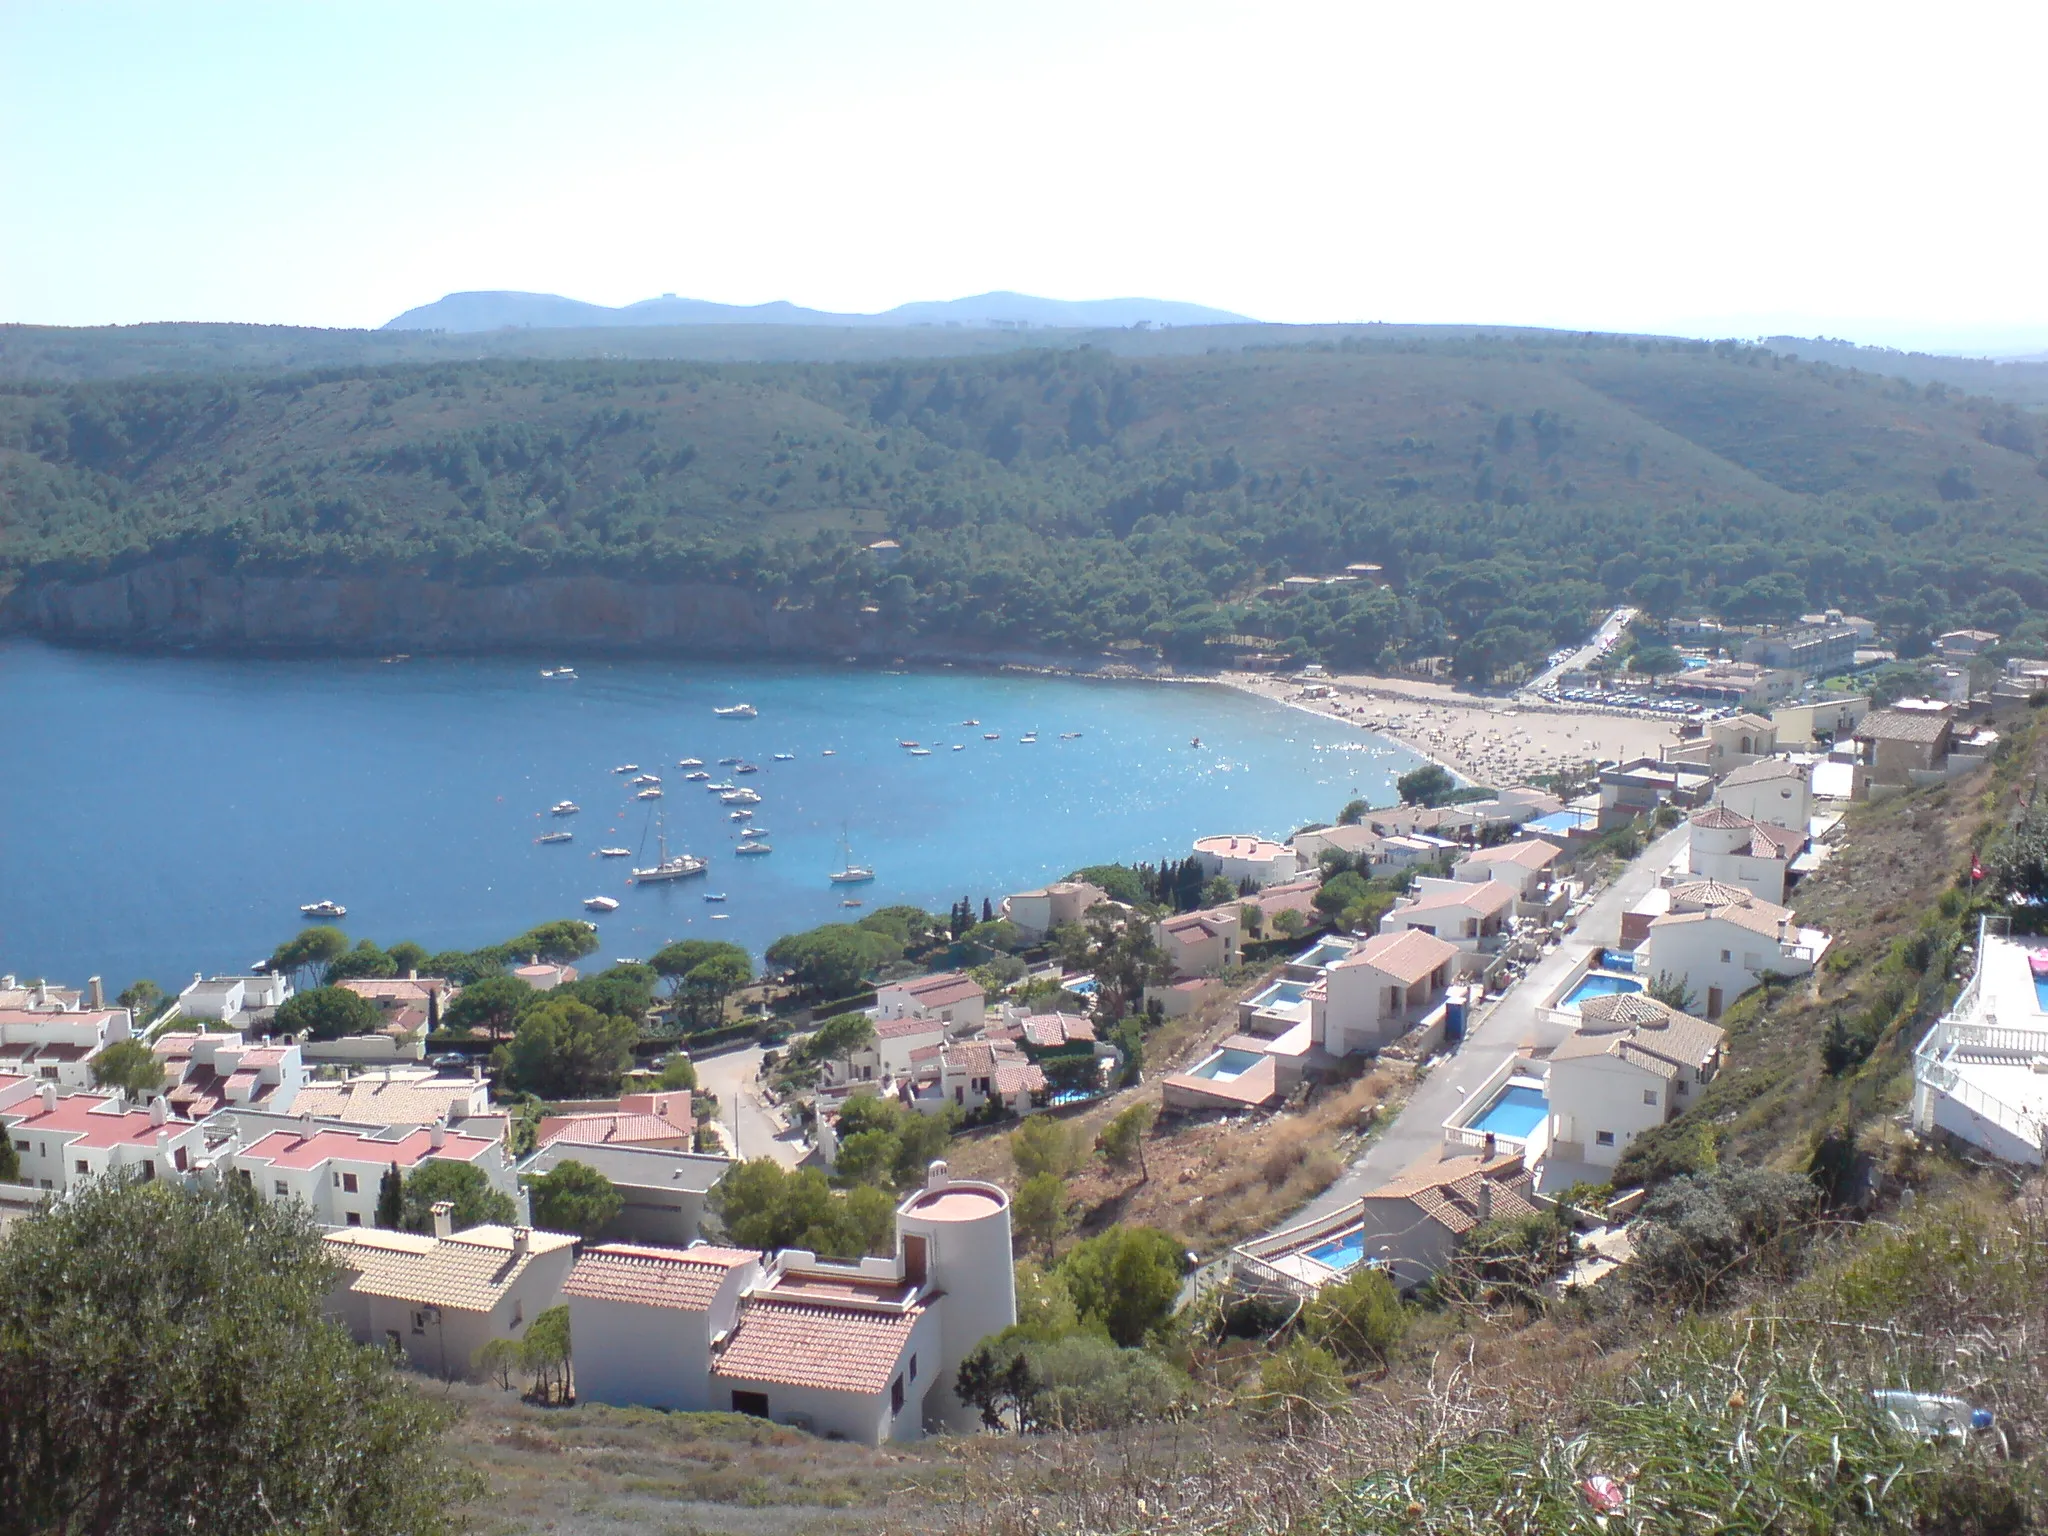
[{"x1": 1, "y1": 558, "x2": 911, "y2": 658}]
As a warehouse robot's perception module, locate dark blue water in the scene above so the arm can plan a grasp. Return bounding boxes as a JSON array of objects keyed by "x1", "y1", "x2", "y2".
[{"x1": 0, "y1": 641, "x2": 1421, "y2": 992}]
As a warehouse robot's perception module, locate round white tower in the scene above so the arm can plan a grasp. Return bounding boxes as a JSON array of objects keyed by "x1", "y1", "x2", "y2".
[{"x1": 894, "y1": 1160, "x2": 1015, "y2": 1433}]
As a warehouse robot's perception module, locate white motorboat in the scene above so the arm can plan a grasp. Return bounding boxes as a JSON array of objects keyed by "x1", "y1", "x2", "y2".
[
  {"x1": 729, "y1": 808, "x2": 754, "y2": 820},
  {"x1": 908, "y1": 746, "x2": 932, "y2": 756},
  {"x1": 898, "y1": 740, "x2": 920, "y2": 749},
  {"x1": 299, "y1": 900, "x2": 347, "y2": 919},
  {"x1": 961, "y1": 718, "x2": 980, "y2": 726},
  {"x1": 1019, "y1": 732, "x2": 1037, "y2": 743},
  {"x1": 717, "y1": 756, "x2": 744, "y2": 766},
  {"x1": 537, "y1": 831, "x2": 573, "y2": 845},
  {"x1": 983, "y1": 732, "x2": 1000, "y2": 740},
  {"x1": 583, "y1": 895, "x2": 620, "y2": 913},
  {"x1": 612, "y1": 763, "x2": 639, "y2": 775},
  {"x1": 631, "y1": 773, "x2": 661, "y2": 787},
  {"x1": 741, "y1": 826, "x2": 770, "y2": 837},
  {"x1": 734, "y1": 762, "x2": 760, "y2": 775},
  {"x1": 735, "y1": 841, "x2": 772, "y2": 855},
  {"x1": 952, "y1": 743, "x2": 965, "y2": 751},
  {"x1": 636, "y1": 787, "x2": 664, "y2": 800},
  {"x1": 631, "y1": 814, "x2": 707, "y2": 883},
  {"x1": 705, "y1": 781, "x2": 736, "y2": 793},
  {"x1": 542, "y1": 666, "x2": 577, "y2": 680},
  {"x1": 598, "y1": 846, "x2": 631, "y2": 857},
  {"x1": 773, "y1": 752, "x2": 796, "y2": 761},
  {"x1": 683, "y1": 770, "x2": 711, "y2": 781},
  {"x1": 677, "y1": 757, "x2": 704, "y2": 768},
  {"x1": 713, "y1": 703, "x2": 758, "y2": 719},
  {"x1": 720, "y1": 788, "x2": 762, "y2": 805},
  {"x1": 551, "y1": 800, "x2": 580, "y2": 816},
  {"x1": 703, "y1": 892, "x2": 728, "y2": 903},
  {"x1": 821, "y1": 749, "x2": 836, "y2": 756},
  {"x1": 1060, "y1": 732, "x2": 1082, "y2": 739}
]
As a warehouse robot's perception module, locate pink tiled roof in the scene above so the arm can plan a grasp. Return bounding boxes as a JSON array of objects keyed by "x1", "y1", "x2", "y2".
[
  {"x1": 712, "y1": 1297, "x2": 922, "y2": 1395},
  {"x1": 336, "y1": 977, "x2": 454, "y2": 1004},
  {"x1": 1459, "y1": 840, "x2": 1561, "y2": 870},
  {"x1": 537, "y1": 1111, "x2": 692, "y2": 1149},
  {"x1": 236, "y1": 1124, "x2": 495, "y2": 1171},
  {"x1": 561, "y1": 1243, "x2": 756, "y2": 1311},
  {"x1": 885, "y1": 972, "x2": 982, "y2": 1009},
  {"x1": 4, "y1": 1092, "x2": 193, "y2": 1148},
  {"x1": 1020, "y1": 1013, "x2": 1095, "y2": 1048},
  {"x1": 993, "y1": 1061, "x2": 1047, "y2": 1096},
  {"x1": 0, "y1": 1008, "x2": 122, "y2": 1030},
  {"x1": 875, "y1": 1017, "x2": 945, "y2": 1040}
]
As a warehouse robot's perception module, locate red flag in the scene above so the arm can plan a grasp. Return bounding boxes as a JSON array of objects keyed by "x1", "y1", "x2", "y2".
[{"x1": 1971, "y1": 852, "x2": 1986, "y2": 883}]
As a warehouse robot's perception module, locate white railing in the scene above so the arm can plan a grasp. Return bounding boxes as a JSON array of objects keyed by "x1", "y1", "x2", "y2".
[
  {"x1": 1916, "y1": 1057, "x2": 2046, "y2": 1155},
  {"x1": 1227, "y1": 1247, "x2": 1320, "y2": 1301}
]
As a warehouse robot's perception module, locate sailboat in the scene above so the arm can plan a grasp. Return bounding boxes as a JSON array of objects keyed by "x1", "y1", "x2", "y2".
[
  {"x1": 829, "y1": 829, "x2": 874, "y2": 885},
  {"x1": 630, "y1": 809, "x2": 707, "y2": 883}
]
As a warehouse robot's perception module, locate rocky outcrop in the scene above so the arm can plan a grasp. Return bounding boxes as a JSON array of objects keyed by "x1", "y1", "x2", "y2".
[{"x1": 3, "y1": 558, "x2": 901, "y2": 657}]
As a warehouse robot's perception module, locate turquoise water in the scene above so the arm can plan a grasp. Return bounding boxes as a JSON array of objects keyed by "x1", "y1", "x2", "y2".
[
  {"x1": 2034, "y1": 976, "x2": 2048, "y2": 1011},
  {"x1": 1471, "y1": 1082, "x2": 1548, "y2": 1139},
  {"x1": 1305, "y1": 1227, "x2": 1365, "y2": 1270},
  {"x1": 1292, "y1": 938, "x2": 1354, "y2": 969},
  {"x1": 1189, "y1": 1048, "x2": 1264, "y2": 1081},
  {"x1": 1250, "y1": 979, "x2": 1311, "y2": 1009},
  {"x1": 1563, "y1": 972, "x2": 1645, "y2": 1009},
  {"x1": 1528, "y1": 808, "x2": 1596, "y2": 836},
  {"x1": 0, "y1": 641, "x2": 1422, "y2": 991}
]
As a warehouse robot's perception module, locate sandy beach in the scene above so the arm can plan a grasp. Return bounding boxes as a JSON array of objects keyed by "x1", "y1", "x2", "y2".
[{"x1": 1215, "y1": 670, "x2": 1684, "y2": 790}]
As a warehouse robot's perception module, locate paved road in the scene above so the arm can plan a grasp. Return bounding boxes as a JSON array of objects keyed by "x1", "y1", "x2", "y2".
[
  {"x1": 692, "y1": 1041, "x2": 810, "y2": 1168},
  {"x1": 1289, "y1": 821, "x2": 1687, "y2": 1227},
  {"x1": 1524, "y1": 605, "x2": 1636, "y2": 696}
]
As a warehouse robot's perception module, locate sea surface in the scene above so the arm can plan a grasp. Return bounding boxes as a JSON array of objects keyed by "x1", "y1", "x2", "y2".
[{"x1": 0, "y1": 641, "x2": 1423, "y2": 993}]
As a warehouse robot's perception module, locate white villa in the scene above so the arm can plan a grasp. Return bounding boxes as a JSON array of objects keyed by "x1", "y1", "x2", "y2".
[
  {"x1": 1914, "y1": 922, "x2": 2048, "y2": 1165},
  {"x1": 873, "y1": 972, "x2": 986, "y2": 1033},
  {"x1": 226, "y1": 1118, "x2": 514, "y2": 1229},
  {"x1": 1154, "y1": 906, "x2": 1242, "y2": 978},
  {"x1": 1635, "y1": 887, "x2": 1829, "y2": 1020},
  {"x1": 1001, "y1": 880, "x2": 1109, "y2": 942},
  {"x1": 1544, "y1": 994, "x2": 1725, "y2": 1169},
  {"x1": 1192, "y1": 834, "x2": 1296, "y2": 889},
  {"x1": 3, "y1": 1084, "x2": 208, "y2": 1191},
  {"x1": 0, "y1": 992, "x2": 134, "y2": 1090},
  {"x1": 1312, "y1": 929, "x2": 1459, "y2": 1056}
]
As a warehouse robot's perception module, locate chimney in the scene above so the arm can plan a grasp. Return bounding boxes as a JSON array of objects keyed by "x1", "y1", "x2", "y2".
[
  {"x1": 33, "y1": 981, "x2": 48, "y2": 1008},
  {"x1": 511, "y1": 1226, "x2": 531, "y2": 1258},
  {"x1": 926, "y1": 1158, "x2": 950, "y2": 1192},
  {"x1": 39, "y1": 1084, "x2": 56, "y2": 1113},
  {"x1": 431, "y1": 1200, "x2": 454, "y2": 1239},
  {"x1": 1476, "y1": 1179, "x2": 1495, "y2": 1224},
  {"x1": 407, "y1": 968, "x2": 418, "y2": 982},
  {"x1": 88, "y1": 976, "x2": 103, "y2": 1009},
  {"x1": 155, "y1": 1129, "x2": 171, "y2": 1162},
  {"x1": 150, "y1": 1097, "x2": 167, "y2": 1127},
  {"x1": 430, "y1": 1122, "x2": 446, "y2": 1150},
  {"x1": 297, "y1": 1110, "x2": 314, "y2": 1139}
]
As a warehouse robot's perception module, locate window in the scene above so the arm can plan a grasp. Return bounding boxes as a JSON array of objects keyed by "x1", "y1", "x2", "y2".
[
  {"x1": 39, "y1": 1179, "x2": 52, "y2": 1190},
  {"x1": 345, "y1": 1212, "x2": 361, "y2": 1226},
  {"x1": 909, "y1": 1354, "x2": 918, "y2": 1381},
  {"x1": 11, "y1": 1140, "x2": 24, "y2": 1153},
  {"x1": 1676, "y1": 1080, "x2": 1688, "y2": 1096},
  {"x1": 1596, "y1": 1131, "x2": 1615, "y2": 1147},
  {"x1": 75, "y1": 1159, "x2": 88, "y2": 1175},
  {"x1": 731, "y1": 1390, "x2": 770, "y2": 1419},
  {"x1": 274, "y1": 1180, "x2": 288, "y2": 1198},
  {"x1": 139, "y1": 1160, "x2": 154, "y2": 1181},
  {"x1": 412, "y1": 1310, "x2": 428, "y2": 1334},
  {"x1": 1642, "y1": 1090, "x2": 1657, "y2": 1106},
  {"x1": 341, "y1": 1171, "x2": 359, "y2": 1194},
  {"x1": 891, "y1": 1373, "x2": 905, "y2": 1415},
  {"x1": 39, "y1": 1067, "x2": 57, "y2": 1081}
]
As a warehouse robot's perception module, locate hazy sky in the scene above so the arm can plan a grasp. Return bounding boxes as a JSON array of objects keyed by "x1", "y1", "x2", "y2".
[{"x1": 5, "y1": 2, "x2": 2045, "y2": 352}]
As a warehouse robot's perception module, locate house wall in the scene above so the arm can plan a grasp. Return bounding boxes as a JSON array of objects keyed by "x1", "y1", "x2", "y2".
[
  {"x1": 568, "y1": 1298, "x2": 714, "y2": 1410},
  {"x1": 602, "y1": 1183, "x2": 707, "y2": 1246},
  {"x1": 1717, "y1": 774, "x2": 1812, "y2": 830},
  {"x1": 1688, "y1": 845, "x2": 1789, "y2": 905},
  {"x1": 717, "y1": 1307, "x2": 940, "y2": 1443},
  {"x1": 1640, "y1": 918, "x2": 1806, "y2": 1018},
  {"x1": 1355, "y1": 1197, "x2": 1456, "y2": 1292},
  {"x1": 1546, "y1": 1055, "x2": 1669, "y2": 1167}
]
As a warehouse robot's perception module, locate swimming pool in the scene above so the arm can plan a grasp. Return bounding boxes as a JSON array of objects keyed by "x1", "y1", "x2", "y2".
[
  {"x1": 1470, "y1": 1083, "x2": 1548, "y2": 1140},
  {"x1": 1304, "y1": 1227, "x2": 1365, "y2": 1270},
  {"x1": 1562, "y1": 972, "x2": 1644, "y2": 1009},
  {"x1": 1527, "y1": 810, "x2": 1596, "y2": 837},
  {"x1": 1293, "y1": 938, "x2": 1355, "y2": 970},
  {"x1": 1250, "y1": 979, "x2": 1312, "y2": 1010},
  {"x1": 1189, "y1": 1047, "x2": 1264, "y2": 1082},
  {"x1": 2035, "y1": 976, "x2": 2048, "y2": 1012}
]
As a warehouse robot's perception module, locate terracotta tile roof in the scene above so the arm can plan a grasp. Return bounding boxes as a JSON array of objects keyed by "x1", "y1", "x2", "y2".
[
  {"x1": 324, "y1": 1225, "x2": 576, "y2": 1313},
  {"x1": 0, "y1": 1008, "x2": 122, "y2": 1031},
  {"x1": 874, "y1": 1016, "x2": 945, "y2": 1040},
  {"x1": 1716, "y1": 712, "x2": 1774, "y2": 732},
  {"x1": 1720, "y1": 759, "x2": 1806, "y2": 787},
  {"x1": 1855, "y1": 709, "x2": 1952, "y2": 744},
  {"x1": 1020, "y1": 1013, "x2": 1095, "y2": 1048},
  {"x1": 1459, "y1": 840, "x2": 1561, "y2": 870},
  {"x1": 1746, "y1": 821, "x2": 1808, "y2": 857},
  {"x1": 290, "y1": 1079, "x2": 480, "y2": 1126},
  {"x1": 335, "y1": 977, "x2": 455, "y2": 1005},
  {"x1": 1338, "y1": 928, "x2": 1458, "y2": 986},
  {"x1": 993, "y1": 1060, "x2": 1047, "y2": 1096},
  {"x1": 560, "y1": 1243, "x2": 756, "y2": 1310},
  {"x1": 1667, "y1": 879, "x2": 1754, "y2": 912},
  {"x1": 537, "y1": 1109, "x2": 692, "y2": 1149},
  {"x1": 1362, "y1": 1154, "x2": 1536, "y2": 1236},
  {"x1": 1395, "y1": 880, "x2": 1517, "y2": 919},
  {"x1": 885, "y1": 972, "x2": 982, "y2": 1009},
  {"x1": 1690, "y1": 805, "x2": 1754, "y2": 829},
  {"x1": 712, "y1": 1297, "x2": 922, "y2": 1396}
]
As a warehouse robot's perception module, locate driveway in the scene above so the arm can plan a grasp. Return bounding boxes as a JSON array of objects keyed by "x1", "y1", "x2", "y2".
[
  {"x1": 1289, "y1": 821, "x2": 1687, "y2": 1226},
  {"x1": 690, "y1": 1041, "x2": 810, "y2": 1168}
]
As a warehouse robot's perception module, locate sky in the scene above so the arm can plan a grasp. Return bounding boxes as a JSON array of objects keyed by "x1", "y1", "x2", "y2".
[{"x1": 4, "y1": 1, "x2": 2046, "y2": 353}]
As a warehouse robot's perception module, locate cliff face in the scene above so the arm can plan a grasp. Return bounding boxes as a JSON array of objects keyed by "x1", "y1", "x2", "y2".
[{"x1": 2, "y1": 559, "x2": 901, "y2": 657}]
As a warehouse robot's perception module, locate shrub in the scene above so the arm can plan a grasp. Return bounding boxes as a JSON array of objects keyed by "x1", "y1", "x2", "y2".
[
  {"x1": 1630, "y1": 1166, "x2": 1822, "y2": 1305},
  {"x1": 1302, "y1": 1265, "x2": 1408, "y2": 1369},
  {"x1": 1058, "y1": 1226, "x2": 1185, "y2": 1347}
]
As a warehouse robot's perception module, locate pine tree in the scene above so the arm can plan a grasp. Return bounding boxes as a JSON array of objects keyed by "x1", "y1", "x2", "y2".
[{"x1": 375, "y1": 1163, "x2": 405, "y2": 1230}]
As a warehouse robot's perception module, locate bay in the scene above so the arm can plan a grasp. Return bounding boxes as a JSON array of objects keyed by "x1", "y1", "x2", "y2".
[{"x1": 0, "y1": 640, "x2": 1423, "y2": 992}]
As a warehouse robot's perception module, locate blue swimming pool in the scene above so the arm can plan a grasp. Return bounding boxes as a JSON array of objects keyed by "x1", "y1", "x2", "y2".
[
  {"x1": 1293, "y1": 938, "x2": 1355, "y2": 970},
  {"x1": 1470, "y1": 1083, "x2": 1548, "y2": 1140},
  {"x1": 1528, "y1": 809, "x2": 1596, "y2": 837},
  {"x1": 1189, "y1": 1047, "x2": 1263, "y2": 1082},
  {"x1": 1305, "y1": 1227, "x2": 1365, "y2": 1270},
  {"x1": 1251, "y1": 979, "x2": 1312, "y2": 1010},
  {"x1": 2035, "y1": 976, "x2": 2048, "y2": 1012},
  {"x1": 1562, "y1": 972, "x2": 1644, "y2": 1009}
]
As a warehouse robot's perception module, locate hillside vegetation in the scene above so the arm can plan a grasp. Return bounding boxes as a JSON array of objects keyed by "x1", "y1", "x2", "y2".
[{"x1": 4, "y1": 333, "x2": 2048, "y2": 672}]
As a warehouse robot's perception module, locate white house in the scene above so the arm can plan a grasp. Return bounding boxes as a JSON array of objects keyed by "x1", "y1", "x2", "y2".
[
  {"x1": 1351, "y1": 1153, "x2": 1540, "y2": 1293},
  {"x1": 1714, "y1": 759, "x2": 1813, "y2": 830},
  {"x1": 1544, "y1": 994, "x2": 1725, "y2": 1168},
  {"x1": 1684, "y1": 805, "x2": 1807, "y2": 905},
  {"x1": 1313, "y1": 929, "x2": 1459, "y2": 1056},
  {"x1": 335, "y1": 974, "x2": 460, "y2": 1034},
  {"x1": 567, "y1": 1162, "x2": 1015, "y2": 1442},
  {"x1": 227, "y1": 1119, "x2": 513, "y2": 1229},
  {"x1": 152, "y1": 1032, "x2": 305, "y2": 1118},
  {"x1": 1001, "y1": 880, "x2": 1109, "y2": 942},
  {"x1": 173, "y1": 972, "x2": 293, "y2": 1029},
  {"x1": 1913, "y1": 925, "x2": 2048, "y2": 1165},
  {"x1": 906, "y1": 1040, "x2": 1045, "y2": 1116},
  {"x1": 0, "y1": 1005, "x2": 134, "y2": 1090},
  {"x1": 1378, "y1": 878, "x2": 1517, "y2": 952},
  {"x1": 1154, "y1": 906, "x2": 1242, "y2": 978},
  {"x1": 1636, "y1": 892, "x2": 1829, "y2": 1020},
  {"x1": 1290, "y1": 824, "x2": 1386, "y2": 868},
  {"x1": 322, "y1": 1214, "x2": 580, "y2": 1381},
  {"x1": 1192, "y1": 834, "x2": 1296, "y2": 889},
  {"x1": 2, "y1": 1085, "x2": 208, "y2": 1192},
  {"x1": 873, "y1": 972, "x2": 986, "y2": 1033},
  {"x1": 288, "y1": 1065, "x2": 493, "y2": 1129},
  {"x1": 1450, "y1": 839, "x2": 1563, "y2": 903}
]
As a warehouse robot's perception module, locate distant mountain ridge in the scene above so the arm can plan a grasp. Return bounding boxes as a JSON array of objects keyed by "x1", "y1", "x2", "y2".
[{"x1": 382, "y1": 289, "x2": 1255, "y2": 334}]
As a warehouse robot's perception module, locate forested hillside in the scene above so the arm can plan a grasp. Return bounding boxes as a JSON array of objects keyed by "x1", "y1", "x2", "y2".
[{"x1": 4, "y1": 333, "x2": 2047, "y2": 673}]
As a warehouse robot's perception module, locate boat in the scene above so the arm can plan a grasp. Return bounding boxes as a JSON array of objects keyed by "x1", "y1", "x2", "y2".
[
  {"x1": 1060, "y1": 731, "x2": 1082, "y2": 740},
  {"x1": 1190, "y1": 736, "x2": 1201, "y2": 749},
  {"x1": 829, "y1": 831, "x2": 874, "y2": 885},
  {"x1": 961, "y1": 718, "x2": 980, "y2": 726},
  {"x1": 598, "y1": 847, "x2": 631, "y2": 857},
  {"x1": 908, "y1": 746, "x2": 932, "y2": 756},
  {"x1": 1018, "y1": 732, "x2": 1038, "y2": 744},
  {"x1": 720, "y1": 788, "x2": 762, "y2": 805},
  {"x1": 822, "y1": 749, "x2": 836, "y2": 756},
  {"x1": 631, "y1": 773, "x2": 661, "y2": 787},
  {"x1": 710, "y1": 913, "x2": 730, "y2": 920},
  {"x1": 730, "y1": 809, "x2": 754, "y2": 821},
  {"x1": 713, "y1": 703, "x2": 758, "y2": 719},
  {"x1": 631, "y1": 812, "x2": 707, "y2": 883},
  {"x1": 898, "y1": 740, "x2": 920, "y2": 749},
  {"x1": 983, "y1": 732, "x2": 1000, "y2": 740},
  {"x1": 537, "y1": 831, "x2": 574, "y2": 845},
  {"x1": 952, "y1": 743, "x2": 965, "y2": 751},
  {"x1": 551, "y1": 800, "x2": 580, "y2": 816},
  {"x1": 636, "y1": 787, "x2": 664, "y2": 800},
  {"x1": 717, "y1": 756, "x2": 744, "y2": 766},
  {"x1": 705, "y1": 781, "x2": 736, "y2": 793},
  {"x1": 840, "y1": 898, "x2": 865, "y2": 908},
  {"x1": 677, "y1": 757, "x2": 704, "y2": 769},
  {"x1": 299, "y1": 900, "x2": 347, "y2": 919},
  {"x1": 380, "y1": 654, "x2": 410, "y2": 664},
  {"x1": 583, "y1": 896, "x2": 620, "y2": 913},
  {"x1": 735, "y1": 841, "x2": 772, "y2": 855},
  {"x1": 683, "y1": 770, "x2": 710, "y2": 781},
  {"x1": 541, "y1": 666, "x2": 577, "y2": 679},
  {"x1": 734, "y1": 762, "x2": 760, "y2": 775},
  {"x1": 703, "y1": 892, "x2": 727, "y2": 903},
  {"x1": 741, "y1": 826, "x2": 770, "y2": 837},
  {"x1": 612, "y1": 764, "x2": 639, "y2": 775},
  {"x1": 773, "y1": 752, "x2": 796, "y2": 761}
]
